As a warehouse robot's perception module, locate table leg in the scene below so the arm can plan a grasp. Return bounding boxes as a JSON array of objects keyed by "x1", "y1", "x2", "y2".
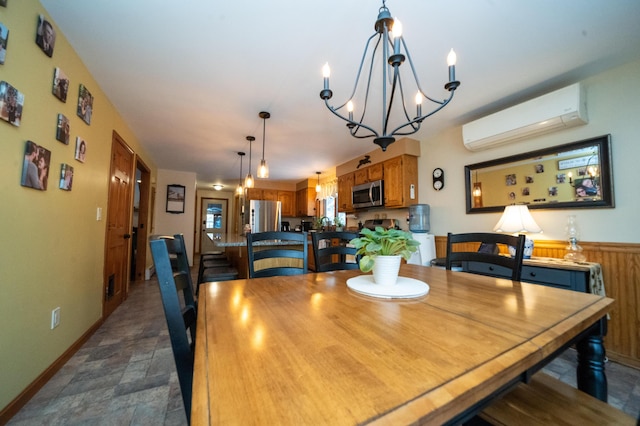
[{"x1": 576, "y1": 317, "x2": 608, "y2": 402}]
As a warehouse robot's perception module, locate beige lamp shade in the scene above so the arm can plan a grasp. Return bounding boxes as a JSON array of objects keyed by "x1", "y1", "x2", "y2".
[{"x1": 493, "y1": 205, "x2": 542, "y2": 233}]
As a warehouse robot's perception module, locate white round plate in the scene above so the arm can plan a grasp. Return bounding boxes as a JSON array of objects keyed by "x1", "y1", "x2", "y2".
[{"x1": 346, "y1": 275, "x2": 430, "y2": 299}]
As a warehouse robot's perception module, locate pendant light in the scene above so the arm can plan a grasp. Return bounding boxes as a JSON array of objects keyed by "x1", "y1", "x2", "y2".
[
  {"x1": 245, "y1": 136, "x2": 255, "y2": 189},
  {"x1": 257, "y1": 111, "x2": 270, "y2": 179},
  {"x1": 315, "y1": 171, "x2": 322, "y2": 193},
  {"x1": 236, "y1": 151, "x2": 245, "y2": 196}
]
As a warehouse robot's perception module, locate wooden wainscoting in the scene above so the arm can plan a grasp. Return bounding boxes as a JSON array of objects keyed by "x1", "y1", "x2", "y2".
[{"x1": 434, "y1": 236, "x2": 640, "y2": 368}]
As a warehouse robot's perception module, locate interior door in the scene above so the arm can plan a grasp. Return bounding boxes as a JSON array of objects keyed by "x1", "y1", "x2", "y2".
[
  {"x1": 104, "y1": 132, "x2": 134, "y2": 318},
  {"x1": 200, "y1": 198, "x2": 227, "y2": 253}
]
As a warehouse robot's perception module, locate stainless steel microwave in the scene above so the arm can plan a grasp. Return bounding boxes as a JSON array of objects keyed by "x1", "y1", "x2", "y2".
[{"x1": 352, "y1": 180, "x2": 384, "y2": 209}]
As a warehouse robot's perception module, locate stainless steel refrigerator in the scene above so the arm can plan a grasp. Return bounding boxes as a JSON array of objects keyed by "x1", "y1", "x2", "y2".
[{"x1": 244, "y1": 200, "x2": 281, "y2": 233}]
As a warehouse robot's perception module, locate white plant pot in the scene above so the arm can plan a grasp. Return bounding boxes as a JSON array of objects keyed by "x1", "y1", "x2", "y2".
[{"x1": 372, "y1": 255, "x2": 402, "y2": 286}]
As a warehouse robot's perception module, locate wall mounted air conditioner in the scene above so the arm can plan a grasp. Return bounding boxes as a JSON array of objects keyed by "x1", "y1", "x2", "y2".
[{"x1": 462, "y1": 83, "x2": 588, "y2": 151}]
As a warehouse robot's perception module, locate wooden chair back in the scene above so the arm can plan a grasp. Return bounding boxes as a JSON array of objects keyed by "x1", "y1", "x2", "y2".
[
  {"x1": 445, "y1": 232, "x2": 526, "y2": 281},
  {"x1": 311, "y1": 231, "x2": 361, "y2": 272},
  {"x1": 246, "y1": 231, "x2": 308, "y2": 278},
  {"x1": 152, "y1": 234, "x2": 197, "y2": 313},
  {"x1": 149, "y1": 238, "x2": 195, "y2": 424}
]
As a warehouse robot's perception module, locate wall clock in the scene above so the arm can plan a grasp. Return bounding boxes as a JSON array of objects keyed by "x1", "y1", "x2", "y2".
[{"x1": 433, "y1": 168, "x2": 444, "y2": 191}]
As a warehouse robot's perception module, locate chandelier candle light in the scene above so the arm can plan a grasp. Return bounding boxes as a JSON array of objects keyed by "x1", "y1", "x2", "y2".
[
  {"x1": 493, "y1": 204, "x2": 542, "y2": 259},
  {"x1": 245, "y1": 136, "x2": 255, "y2": 189},
  {"x1": 320, "y1": 1, "x2": 460, "y2": 151},
  {"x1": 257, "y1": 111, "x2": 270, "y2": 179}
]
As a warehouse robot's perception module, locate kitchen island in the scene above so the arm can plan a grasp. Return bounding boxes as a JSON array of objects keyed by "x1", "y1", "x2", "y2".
[{"x1": 210, "y1": 232, "x2": 312, "y2": 278}]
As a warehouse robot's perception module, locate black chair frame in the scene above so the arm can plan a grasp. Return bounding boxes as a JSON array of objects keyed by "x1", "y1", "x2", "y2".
[
  {"x1": 445, "y1": 232, "x2": 526, "y2": 281},
  {"x1": 311, "y1": 231, "x2": 361, "y2": 272},
  {"x1": 246, "y1": 231, "x2": 308, "y2": 278}
]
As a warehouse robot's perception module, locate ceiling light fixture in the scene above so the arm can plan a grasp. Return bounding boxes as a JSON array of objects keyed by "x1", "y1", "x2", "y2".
[
  {"x1": 213, "y1": 184, "x2": 224, "y2": 191},
  {"x1": 319, "y1": 0, "x2": 460, "y2": 152},
  {"x1": 236, "y1": 151, "x2": 245, "y2": 196},
  {"x1": 245, "y1": 136, "x2": 255, "y2": 189},
  {"x1": 257, "y1": 111, "x2": 270, "y2": 179},
  {"x1": 315, "y1": 171, "x2": 322, "y2": 193}
]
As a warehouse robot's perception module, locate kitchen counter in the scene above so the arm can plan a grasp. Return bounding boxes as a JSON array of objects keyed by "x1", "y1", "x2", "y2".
[{"x1": 209, "y1": 233, "x2": 309, "y2": 248}]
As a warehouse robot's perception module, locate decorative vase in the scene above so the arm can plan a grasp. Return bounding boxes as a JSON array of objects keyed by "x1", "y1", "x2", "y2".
[{"x1": 372, "y1": 255, "x2": 402, "y2": 286}]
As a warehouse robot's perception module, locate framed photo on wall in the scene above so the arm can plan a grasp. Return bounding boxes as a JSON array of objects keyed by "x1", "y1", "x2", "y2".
[
  {"x1": 21, "y1": 140, "x2": 51, "y2": 190},
  {"x1": 35, "y1": 14, "x2": 56, "y2": 57},
  {"x1": 0, "y1": 80, "x2": 23, "y2": 126},
  {"x1": 166, "y1": 184, "x2": 185, "y2": 214},
  {"x1": 0, "y1": 22, "x2": 8, "y2": 65},
  {"x1": 77, "y1": 84, "x2": 93, "y2": 124},
  {"x1": 75, "y1": 136, "x2": 86, "y2": 162},
  {"x1": 52, "y1": 67, "x2": 69, "y2": 102},
  {"x1": 59, "y1": 163, "x2": 73, "y2": 191},
  {"x1": 56, "y1": 113, "x2": 70, "y2": 144}
]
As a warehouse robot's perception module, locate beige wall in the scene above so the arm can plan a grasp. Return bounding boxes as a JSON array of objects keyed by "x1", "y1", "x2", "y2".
[
  {"x1": 0, "y1": 0, "x2": 156, "y2": 410},
  {"x1": 416, "y1": 59, "x2": 640, "y2": 244}
]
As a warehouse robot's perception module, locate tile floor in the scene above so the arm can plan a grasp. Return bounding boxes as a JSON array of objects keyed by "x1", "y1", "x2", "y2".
[{"x1": 7, "y1": 269, "x2": 640, "y2": 425}]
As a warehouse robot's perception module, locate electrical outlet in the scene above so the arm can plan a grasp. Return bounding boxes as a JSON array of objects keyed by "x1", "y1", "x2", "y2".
[{"x1": 51, "y1": 307, "x2": 60, "y2": 329}]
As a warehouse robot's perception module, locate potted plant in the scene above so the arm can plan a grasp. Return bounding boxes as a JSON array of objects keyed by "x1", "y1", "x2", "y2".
[
  {"x1": 350, "y1": 227, "x2": 420, "y2": 285},
  {"x1": 334, "y1": 216, "x2": 345, "y2": 231}
]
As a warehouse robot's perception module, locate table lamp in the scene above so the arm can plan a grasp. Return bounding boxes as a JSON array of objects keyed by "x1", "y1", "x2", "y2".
[{"x1": 493, "y1": 204, "x2": 542, "y2": 258}]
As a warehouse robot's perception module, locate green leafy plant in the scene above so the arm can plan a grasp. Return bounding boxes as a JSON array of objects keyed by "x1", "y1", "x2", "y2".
[
  {"x1": 350, "y1": 227, "x2": 420, "y2": 273},
  {"x1": 334, "y1": 216, "x2": 344, "y2": 228}
]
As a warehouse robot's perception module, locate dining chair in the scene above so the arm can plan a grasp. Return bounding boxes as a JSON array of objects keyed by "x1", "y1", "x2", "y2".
[
  {"x1": 311, "y1": 231, "x2": 361, "y2": 272},
  {"x1": 445, "y1": 232, "x2": 526, "y2": 281},
  {"x1": 246, "y1": 231, "x2": 308, "y2": 278},
  {"x1": 151, "y1": 234, "x2": 198, "y2": 313},
  {"x1": 149, "y1": 238, "x2": 195, "y2": 424}
]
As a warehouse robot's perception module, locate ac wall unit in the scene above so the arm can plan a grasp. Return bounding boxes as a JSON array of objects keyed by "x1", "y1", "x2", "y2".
[{"x1": 462, "y1": 83, "x2": 588, "y2": 151}]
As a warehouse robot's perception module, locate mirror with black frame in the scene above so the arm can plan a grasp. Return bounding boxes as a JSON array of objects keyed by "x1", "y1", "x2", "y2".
[{"x1": 465, "y1": 134, "x2": 614, "y2": 213}]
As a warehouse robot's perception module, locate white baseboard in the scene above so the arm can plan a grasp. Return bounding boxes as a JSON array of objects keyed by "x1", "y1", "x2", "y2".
[{"x1": 145, "y1": 265, "x2": 155, "y2": 281}]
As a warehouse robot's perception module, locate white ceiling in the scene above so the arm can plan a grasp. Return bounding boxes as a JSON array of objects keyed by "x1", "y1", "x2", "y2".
[{"x1": 40, "y1": 0, "x2": 640, "y2": 190}]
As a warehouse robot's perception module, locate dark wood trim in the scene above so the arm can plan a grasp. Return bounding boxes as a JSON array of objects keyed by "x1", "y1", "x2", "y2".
[{"x1": 0, "y1": 319, "x2": 103, "y2": 424}]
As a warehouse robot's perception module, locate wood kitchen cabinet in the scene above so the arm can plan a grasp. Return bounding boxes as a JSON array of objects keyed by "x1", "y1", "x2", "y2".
[
  {"x1": 337, "y1": 172, "x2": 355, "y2": 213},
  {"x1": 383, "y1": 155, "x2": 418, "y2": 208},
  {"x1": 354, "y1": 163, "x2": 383, "y2": 185},
  {"x1": 278, "y1": 191, "x2": 295, "y2": 217},
  {"x1": 245, "y1": 188, "x2": 278, "y2": 201},
  {"x1": 296, "y1": 187, "x2": 316, "y2": 217}
]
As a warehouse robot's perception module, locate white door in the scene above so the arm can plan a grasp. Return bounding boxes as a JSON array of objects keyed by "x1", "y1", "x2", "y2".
[{"x1": 200, "y1": 198, "x2": 227, "y2": 253}]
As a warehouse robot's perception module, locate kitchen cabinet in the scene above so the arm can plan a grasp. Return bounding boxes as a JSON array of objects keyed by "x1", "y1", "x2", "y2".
[
  {"x1": 337, "y1": 172, "x2": 355, "y2": 213},
  {"x1": 383, "y1": 155, "x2": 418, "y2": 208},
  {"x1": 245, "y1": 188, "x2": 278, "y2": 201},
  {"x1": 296, "y1": 187, "x2": 316, "y2": 217},
  {"x1": 278, "y1": 191, "x2": 295, "y2": 217},
  {"x1": 354, "y1": 163, "x2": 383, "y2": 185}
]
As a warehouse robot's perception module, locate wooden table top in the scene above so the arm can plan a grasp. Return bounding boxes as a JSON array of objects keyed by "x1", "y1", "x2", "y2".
[{"x1": 192, "y1": 264, "x2": 613, "y2": 425}]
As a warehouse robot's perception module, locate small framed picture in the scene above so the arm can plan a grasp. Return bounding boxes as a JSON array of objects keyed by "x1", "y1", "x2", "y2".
[
  {"x1": 21, "y1": 140, "x2": 51, "y2": 190},
  {"x1": 0, "y1": 22, "x2": 8, "y2": 65},
  {"x1": 77, "y1": 84, "x2": 93, "y2": 125},
  {"x1": 52, "y1": 67, "x2": 69, "y2": 102},
  {"x1": 59, "y1": 163, "x2": 74, "y2": 191},
  {"x1": 56, "y1": 113, "x2": 70, "y2": 144},
  {"x1": 75, "y1": 136, "x2": 86, "y2": 162},
  {"x1": 166, "y1": 184, "x2": 186, "y2": 214},
  {"x1": 0, "y1": 80, "x2": 23, "y2": 126},
  {"x1": 505, "y1": 174, "x2": 516, "y2": 186},
  {"x1": 35, "y1": 15, "x2": 56, "y2": 57}
]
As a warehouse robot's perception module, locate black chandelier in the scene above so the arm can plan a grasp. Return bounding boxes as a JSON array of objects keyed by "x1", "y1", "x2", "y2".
[{"x1": 320, "y1": 0, "x2": 460, "y2": 151}]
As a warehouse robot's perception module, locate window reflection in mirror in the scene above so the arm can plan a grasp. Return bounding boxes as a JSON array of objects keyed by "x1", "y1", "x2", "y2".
[{"x1": 465, "y1": 134, "x2": 614, "y2": 213}]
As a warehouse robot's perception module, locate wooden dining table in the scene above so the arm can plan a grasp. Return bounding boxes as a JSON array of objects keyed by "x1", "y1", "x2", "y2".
[{"x1": 191, "y1": 264, "x2": 613, "y2": 425}]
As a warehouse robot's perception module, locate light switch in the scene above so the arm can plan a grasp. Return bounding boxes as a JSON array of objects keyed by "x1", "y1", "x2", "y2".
[{"x1": 96, "y1": 207, "x2": 102, "y2": 221}]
